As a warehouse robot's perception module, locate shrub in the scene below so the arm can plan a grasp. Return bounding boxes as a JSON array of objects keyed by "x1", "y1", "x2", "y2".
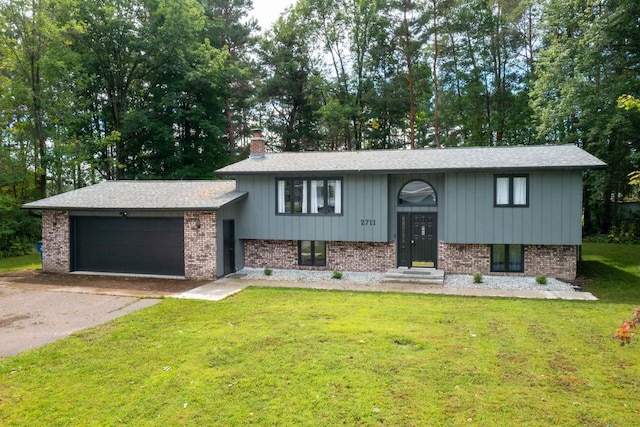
[
  {"x1": 536, "y1": 276, "x2": 547, "y2": 285},
  {"x1": 263, "y1": 268, "x2": 272, "y2": 276},
  {"x1": 614, "y1": 307, "x2": 640, "y2": 346},
  {"x1": 473, "y1": 273, "x2": 483, "y2": 283},
  {"x1": 607, "y1": 222, "x2": 640, "y2": 244},
  {"x1": 332, "y1": 270, "x2": 343, "y2": 280}
]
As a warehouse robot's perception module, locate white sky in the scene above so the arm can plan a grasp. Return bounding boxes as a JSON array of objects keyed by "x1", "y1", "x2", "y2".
[{"x1": 250, "y1": 0, "x2": 296, "y2": 32}]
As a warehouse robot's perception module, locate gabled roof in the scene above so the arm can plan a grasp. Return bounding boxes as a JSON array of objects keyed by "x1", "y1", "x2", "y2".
[
  {"x1": 22, "y1": 180, "x2": 246, "y2": 211},
  {"x1": 216, "y1": 144, "x2": 606, "y2": 175}
]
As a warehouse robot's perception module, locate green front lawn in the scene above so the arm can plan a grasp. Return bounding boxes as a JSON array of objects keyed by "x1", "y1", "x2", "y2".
[
  {"x1": 0, "y1": 253, "x2": 40, "y2": 273},
  {"x1": 0, "y1": 243, "x2": 639, "y2": 425}
]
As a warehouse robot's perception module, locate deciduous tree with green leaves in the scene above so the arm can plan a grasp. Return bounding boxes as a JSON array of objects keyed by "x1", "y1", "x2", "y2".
[{"x1": 532, "y1": 0, "x2": 640, "y2": 233}]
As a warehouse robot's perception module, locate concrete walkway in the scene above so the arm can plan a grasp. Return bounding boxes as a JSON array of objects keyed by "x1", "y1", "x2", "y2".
[
  {"x1": 171, "y1": 281, "x2": 246, "y2": 301},
  {"x1": 171, "y1": 277, "x2": 598, "y2": 301}
]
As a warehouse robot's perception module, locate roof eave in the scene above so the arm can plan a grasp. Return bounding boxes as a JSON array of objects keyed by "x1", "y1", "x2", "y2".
[
  {"x1": 21, "y1": 192, "x2": 249, "y2": 211},
  {"x1": 216, "y1": 164, "x2": 607, "y2": 176}
]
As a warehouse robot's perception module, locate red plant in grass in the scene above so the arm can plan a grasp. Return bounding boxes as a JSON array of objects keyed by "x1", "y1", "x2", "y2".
[{"x1": 614, "y1": 307, "x2": 640, "y2": 346}]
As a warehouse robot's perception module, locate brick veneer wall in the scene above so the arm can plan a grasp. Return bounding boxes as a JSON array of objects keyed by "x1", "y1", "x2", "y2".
[
  {"x1": 244, "y1": 240, "x2": 396, "y2": 272},
  {"x1": 329, "y1": 241, "x2": 396, "y2": 272},
  {"x1": 524, "y1": 245, "x2": 577, "y2": 280},
  {"x1": 438, "y1": 241, "x2": 578, "y2": 280},
  {"x1": 438, "y1": 242, "x2": 490, "y2": 275},
  {"x1": 42, "y1": 210, "x2": 70, "y2": 273},
  {"x1": 244, "y1": 240, "x2": 299, "y2": 269},
  {"x1": 184, "y1": 211, "x2": 217, "y2": 280}
]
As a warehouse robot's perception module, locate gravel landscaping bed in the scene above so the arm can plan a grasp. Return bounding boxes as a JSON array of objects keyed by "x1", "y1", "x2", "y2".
[
  {"x1": 236, "y1": 268, "x2": 577, "y2": 292},
  {"x1": 445, "y1": 274, "x2": 576, "y2": 292},
  {"x1": 237, "y1": 268, "x2": 385, "y2": 285}
]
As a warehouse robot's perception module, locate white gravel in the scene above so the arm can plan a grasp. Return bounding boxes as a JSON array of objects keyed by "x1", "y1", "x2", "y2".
[
  {"x1": 444, "y1": 274, "x2": 576, "y2": 292},
  {"x1": 237, "y1": 268, "x2": 386, "y2": 285},
  {"x1": 235, "y1": 268, "x2": 577, "y2": 292}
]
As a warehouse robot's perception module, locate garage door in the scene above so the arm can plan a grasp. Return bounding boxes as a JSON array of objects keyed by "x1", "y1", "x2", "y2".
[{"x1": 71, "y1": 217, "x2": 185, "y2": 276}]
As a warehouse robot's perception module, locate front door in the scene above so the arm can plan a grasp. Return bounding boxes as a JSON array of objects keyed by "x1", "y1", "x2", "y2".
[
  {"x1": 223, "y1": 220, "x2": 235, "y2": 276},
  {"x1": 397, "y1": 213, "x2": 437, "y2": 268}
]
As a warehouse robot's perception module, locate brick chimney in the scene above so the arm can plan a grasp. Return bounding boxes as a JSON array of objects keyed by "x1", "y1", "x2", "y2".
[{"x1": 250, "y1": 128, "x2": 265, "y2": 159}]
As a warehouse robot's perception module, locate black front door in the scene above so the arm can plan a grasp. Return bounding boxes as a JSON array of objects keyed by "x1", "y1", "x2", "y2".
[
  {"x1": 223, "y1": 220, "x2": 235, "y2": 276},
  {"x1": 397, "y1": 213, "x2": 437, "y2": 268}
]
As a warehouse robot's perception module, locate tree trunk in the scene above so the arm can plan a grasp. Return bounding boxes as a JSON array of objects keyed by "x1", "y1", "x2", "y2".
[
  {"x1": 432, "y1": 0, "x2": 441, "y2": 148},
  {"x1": 225, "y1": 97, "x2": 236, "y2": 154},
  {"x1": 403, "y1": 6, "x2": 416, "y2": 149},
  {"x1": 30, "y1": 55, "x2": 47, "y2": 198}
]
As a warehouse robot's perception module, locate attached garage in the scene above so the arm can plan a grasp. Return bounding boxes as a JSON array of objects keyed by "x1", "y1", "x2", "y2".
[
  {"x1": 23, "y1": 180, "x2": 247, "y2": 280},
  {"x1": 71, "y1": 216, "x2": 185, "y2": 276}
]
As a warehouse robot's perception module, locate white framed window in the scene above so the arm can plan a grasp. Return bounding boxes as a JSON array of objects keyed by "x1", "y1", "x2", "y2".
[
  {"x1": 495, "y1": 175, "x2": 529, "y2": 207},
  {"x1": 277, "y1": 178, "x2": 342, "y2": 215}
]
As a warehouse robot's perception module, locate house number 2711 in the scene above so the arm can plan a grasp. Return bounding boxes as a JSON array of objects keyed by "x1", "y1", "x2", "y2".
[{"x1": 360, "y1": 219, "x2": 376, "y2": 226}]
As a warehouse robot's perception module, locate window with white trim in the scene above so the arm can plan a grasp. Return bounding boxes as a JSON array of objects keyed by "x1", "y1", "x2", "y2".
[
  {"x1": 277, "y1": 178, "x2": 342, "y2": 215},
  {"x1": 495, "y1": 175, "x2": 528, "y2": 207}
]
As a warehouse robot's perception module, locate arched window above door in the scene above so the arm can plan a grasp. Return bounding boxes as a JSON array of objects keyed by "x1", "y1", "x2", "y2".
[{"x1": 398, "y1": 180, "x2": 437, "y2": 206}]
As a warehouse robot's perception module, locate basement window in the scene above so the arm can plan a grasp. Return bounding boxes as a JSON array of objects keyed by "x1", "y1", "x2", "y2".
[
  {"x1": 491, "y1": 244, "x2": 524, "y2": 272},
  {"x1": 298, "y1": 241, "x2": 326, "y2": 266}
]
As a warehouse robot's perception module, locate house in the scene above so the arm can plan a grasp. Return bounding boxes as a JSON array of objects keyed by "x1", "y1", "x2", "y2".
[{"x1": 24, "y1": 132, "x2": 606, "y2": 281}]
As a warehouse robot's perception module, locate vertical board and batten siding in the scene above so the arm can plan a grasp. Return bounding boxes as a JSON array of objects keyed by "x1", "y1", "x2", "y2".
[
  {"x1": 443, "y1": 170, "x2": 583, "y2": 245},
  {"x1": 387, "y1": 173, "x2": 445, "y2": 241},
  {"x1": 235, "y1": 174, "x2": 388, "y2": 242}
]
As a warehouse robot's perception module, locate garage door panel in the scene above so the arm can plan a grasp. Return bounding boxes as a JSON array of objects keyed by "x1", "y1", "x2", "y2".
[{"x1": 72, "y1": 217, "x2": 185, "y2": 276}]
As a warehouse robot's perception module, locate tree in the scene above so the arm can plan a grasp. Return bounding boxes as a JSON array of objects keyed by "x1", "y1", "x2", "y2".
[
  {"x1": 201, "y1": 0, "x2": 259, "y2": 156},
  {"x1": 0, "y1": 0, "x2": 69, "y2": 198},
  {"x1": 122, "y1": 0, "x2": 229, "y2": 178},
  {"x1": 257, "y1": 10, "x2": 323, "y2": 151},
  {"x1": 531, "y1": 0, "x2": 640, "y2": 233}
]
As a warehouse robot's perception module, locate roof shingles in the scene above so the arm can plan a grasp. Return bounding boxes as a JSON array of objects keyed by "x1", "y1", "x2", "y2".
[
  {"x1": 23, "y1": 180, "x2": 245, "y2": 210},
  {"x1": 216, "y1": 144, "x2": 606, "y2": 175}
]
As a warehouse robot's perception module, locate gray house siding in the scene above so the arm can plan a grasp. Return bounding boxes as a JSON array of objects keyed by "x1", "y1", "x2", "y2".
[
  {"x1": 442, "y1": 170, "x2": 583, "y2": 245},
  {"x1": 235, "y1": 174, "x2": 389, "y2": 242}
]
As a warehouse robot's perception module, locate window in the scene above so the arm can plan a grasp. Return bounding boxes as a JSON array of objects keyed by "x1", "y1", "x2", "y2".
[
  {"x1": 277, "y1": 178, "x2": 342, "y2": 214},
  {"x1": 491, "y1": 244, "x2": 524, "y2": 272},
  {"x1": 495, "y1": 175, "x2": 528, "y2": 207},
  {"x1": 398, "y1": 180, "x2": 437, "y2": 206},
  {"x1": 298, "y1": 241, "x2": 326, "y2": 266}
]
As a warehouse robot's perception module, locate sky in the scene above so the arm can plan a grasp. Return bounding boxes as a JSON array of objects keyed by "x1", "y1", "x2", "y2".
[{"x1": 250, "y1": 0, "x2": 296, "y2": 32}]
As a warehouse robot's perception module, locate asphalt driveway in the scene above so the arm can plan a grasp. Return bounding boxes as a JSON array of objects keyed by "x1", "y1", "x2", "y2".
[{"x1": 0, "y1": 286, "x2": 160, "y2": 358}]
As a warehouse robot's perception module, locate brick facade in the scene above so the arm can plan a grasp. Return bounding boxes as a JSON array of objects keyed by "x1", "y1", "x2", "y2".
[
  {"x1": 329, "y1": 241, "x2": 396, "y2": 272},
  {"x1": 244, "y1": 240, "x2": 299, "y2": 269},
  {"x1": 244, "y1": 239, "x2": 396, "y2": 272},
  {"x1": 438, "y1": 241, "x2": 578, "y2": 280},
  {"x1": 184, "y1": 211, "x2": 217, "y2": 280},
  {"x1": 42, "y1": 210, "x2": 70, "y2": 273},
  {"x1": 438, "y1": 242, "x2": 490, "y2": 274},
  {"x1": 524, "y1": 245, "x2": 577, "y2": 280}
]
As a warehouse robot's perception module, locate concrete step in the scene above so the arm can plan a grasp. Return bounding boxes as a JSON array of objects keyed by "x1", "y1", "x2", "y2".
[
  {"x1": 381, "y1": 277, "x2": 444, "y2": 285},
  {"x1": 382, "y1": 268, "x2": 445, "y2": 285}
]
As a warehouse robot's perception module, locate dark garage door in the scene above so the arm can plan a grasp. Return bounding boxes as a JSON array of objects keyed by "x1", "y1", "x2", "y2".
[{"x1": 72, "y1": 217, "x2": 185, "y2": 276}]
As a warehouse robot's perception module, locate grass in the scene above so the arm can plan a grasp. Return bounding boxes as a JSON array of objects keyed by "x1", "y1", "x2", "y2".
[
  {"x1": 0, "y1": 253, "x2": 40, "y2": 272},
  {"x1": 0, "y1": 243, "x2": 639, "y2": 425}
]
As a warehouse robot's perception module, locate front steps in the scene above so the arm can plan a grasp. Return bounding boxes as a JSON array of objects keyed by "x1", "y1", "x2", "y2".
[{"x1": 382, "y1": 268, "x2": 445, "y2": 285}]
